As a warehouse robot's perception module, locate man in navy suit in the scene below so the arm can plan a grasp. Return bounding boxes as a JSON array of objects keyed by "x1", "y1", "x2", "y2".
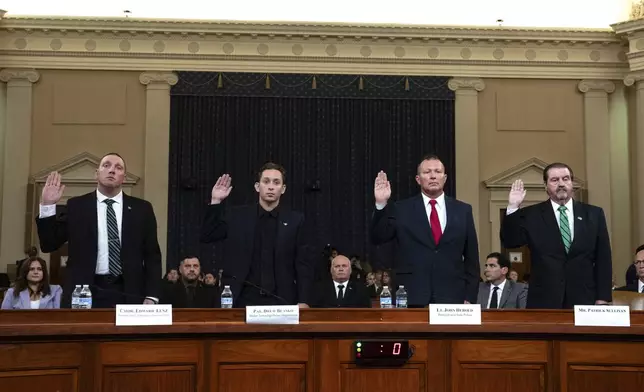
[
  {"x1": 36, "y1": 153, "x2": 162, "y2": 308},
  {"x1": 201, "y1": 163, "x2": 312, "y2": 308},
  {"x1": 501, "y1": 162, "x2": 612, "y2": 308},
  {"x1": 370, "y1": 154, "x2": 480, "y2": 306}
]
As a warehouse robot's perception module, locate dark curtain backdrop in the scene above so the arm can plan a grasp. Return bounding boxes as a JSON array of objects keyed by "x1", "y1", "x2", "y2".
[{"x1": 168, "y1": 72, "x2": 455, "y2": 272}]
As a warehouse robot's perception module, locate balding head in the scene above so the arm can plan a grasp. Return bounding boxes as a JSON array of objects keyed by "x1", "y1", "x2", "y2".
[{"x1": 330, "y1": 255, "x2": 352, "y2": 283}]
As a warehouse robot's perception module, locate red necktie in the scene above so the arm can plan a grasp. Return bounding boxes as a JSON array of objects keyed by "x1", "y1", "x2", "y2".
[{"x1": 429, "y1": 199, "x2": 442, "y2": 244}]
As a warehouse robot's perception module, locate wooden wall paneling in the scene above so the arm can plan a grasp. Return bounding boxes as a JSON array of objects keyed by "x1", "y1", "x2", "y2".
[
  {"x1": 210, "y1": 339, "x2": 312, "y2": 392},
  {"x1": 0, "y1": 342, "x2": 83, "y2": 391},
  {"x1": 98, "y1": 340, "x2": 204, "y2": 392},
  {"x1": 337, "y1": 339, "x2": 428, "y2": 392},
  {"x1": 560, "y1": 341, "x2": 644, "y2": 392},
  {"x1": 452, "y1": 340, "x2": 549, "y2": 392}
]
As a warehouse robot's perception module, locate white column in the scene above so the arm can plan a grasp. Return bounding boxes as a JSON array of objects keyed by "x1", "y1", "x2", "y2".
[
  {"x1": 578, "y1": 80, "x2": 615, "y2": 236},
  {"x1": 609, "y1": 83, "x2": 632, "y2": 284},
  {"x1": 448, "y1": 78, "x2": 485, "y2": 235},
  {"x1": 625, "y1": 73, "x2": 644, "y2": 246},
  {"x1": 0, "y1": 69, "x2": 39, "y2": 268},
  {"x1": 139, "y1": 72, "x2": 178, "y2": 272}
]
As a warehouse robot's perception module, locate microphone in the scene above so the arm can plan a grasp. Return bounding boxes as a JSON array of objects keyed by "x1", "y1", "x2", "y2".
[{"x1": 220, "y1": 271, "x2": 289, "y2": 305}]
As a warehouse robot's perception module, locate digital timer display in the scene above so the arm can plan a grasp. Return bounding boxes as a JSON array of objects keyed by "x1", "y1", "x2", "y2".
[{"x1": 354, "y1": 340, "x2": 410, "y2": 363}]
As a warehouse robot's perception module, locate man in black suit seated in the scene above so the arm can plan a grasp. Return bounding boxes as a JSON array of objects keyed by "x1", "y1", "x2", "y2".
[
  {"x1": 477, "y1": 252, "x2": 527, "y2": 309},
  {"x1": 309, "y1": 255, "x2": 371, "y2": 308},
  {"x1": 161, "y1": 257, "x2": 218, "y2": 308},
  {"x1": 615, "y1": 245, "x2": 644, "y2": 293}
]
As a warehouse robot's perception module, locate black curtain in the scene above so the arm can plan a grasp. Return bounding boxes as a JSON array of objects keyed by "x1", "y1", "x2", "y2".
[{"x1": 168, "y1": 72, "x2": 454, "y2": 272}]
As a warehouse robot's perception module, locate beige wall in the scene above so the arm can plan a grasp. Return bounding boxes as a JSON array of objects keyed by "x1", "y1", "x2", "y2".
[
  {"x1": 477, "y1": 79, "x2": 586, "y2": 261},
  {"x1": 31, "y1": 70, "x2": 146, "y2": 177}
]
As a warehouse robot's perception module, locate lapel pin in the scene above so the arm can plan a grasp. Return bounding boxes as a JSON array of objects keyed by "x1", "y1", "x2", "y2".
[
  {"x1": 283, "y1": 222, "x2": 288, "y2": 226},
  {"x1": 128, "y1": 206, "x2": 132, "y2": 210},
  {"x1": 577, "y1": 216, "x2": 582, "y2": 220}
]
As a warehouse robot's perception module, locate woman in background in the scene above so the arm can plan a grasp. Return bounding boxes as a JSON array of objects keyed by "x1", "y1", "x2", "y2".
[{"x1": 1, "y1": 256, "x2": 61, "y2": 309}]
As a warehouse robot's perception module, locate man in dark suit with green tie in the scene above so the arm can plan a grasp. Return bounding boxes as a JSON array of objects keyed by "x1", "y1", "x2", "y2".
[{"x1": 501, "y1": 162, "x2": 612, "y2": 309}]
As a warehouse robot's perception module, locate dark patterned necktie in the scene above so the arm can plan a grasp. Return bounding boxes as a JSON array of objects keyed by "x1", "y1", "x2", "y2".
[
  {"x1": 104, "y1": 199, "x2": 122, "y2": 276},
  {"x1": 490, "y1": 286, "x2": 499, "y2": 309},
  {"x1": 337, "y1": 284, "x2": 344, "y2": 301}
]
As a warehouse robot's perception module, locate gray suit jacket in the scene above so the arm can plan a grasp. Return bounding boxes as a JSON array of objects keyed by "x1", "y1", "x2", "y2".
[
  {"x1": 477, "y1": 280, "x2": 527, "y2": 309},
  {"x1": 1, "y1": 285, "x2": 62, "y2": 309}
]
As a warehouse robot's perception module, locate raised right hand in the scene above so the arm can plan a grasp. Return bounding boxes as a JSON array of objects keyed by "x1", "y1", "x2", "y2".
[
  {"x1": 41, "y1": 171, "x2": 65, "y2": 206},
  {"x1": 211, "y1": 174, "x2": 233, "y2": 204},
  {"x1": 508, "y1": 179, "x2": 526, "y2": 209},
  {"x1": 374, "y1": 171, "x2": 391, "y2": 205}
]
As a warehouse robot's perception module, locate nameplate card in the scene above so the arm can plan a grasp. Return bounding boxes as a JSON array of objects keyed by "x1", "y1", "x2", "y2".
[
  {"x1": 246, "y1": 305, "x2": 300, "y2": 325},
  {"x1": 115, "y1": 304, "x2": 173, "y2": 326},
  {"x1": 429, "y1": 304, "x2": 482, "y2": 325},
  {"x1": 574, "y1": 305, "x2": 630, "y2": 327}
]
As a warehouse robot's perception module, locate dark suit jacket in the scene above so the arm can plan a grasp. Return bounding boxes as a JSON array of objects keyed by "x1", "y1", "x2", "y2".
[
  {"x1": 200, "y1": 204, "x2": 313, "y2": 305},
  {"x1": 614, "y1": 283, "x2": 640, "y2": 293},
  {"x1": 477, "y1": 280, "x2": 527, "y2": 309},
  {"x1": 370, "y1": 194, "x2": 480, "y2": 306},
  {"x1": 501, "y1": 200, "x2": 612, "y2": 309},
  {"x1": 160, "y1": 281, "x2": 219, "y2": 308},
  {"x1": 36, "y1": 192, "x2": 162, "y2": 308},
  {"x1": 309, "y1": 279, "x2": 372, "y2": 308}
]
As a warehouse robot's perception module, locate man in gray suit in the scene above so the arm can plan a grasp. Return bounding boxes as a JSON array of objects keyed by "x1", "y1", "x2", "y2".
[{"x1": 477, "y1": 252, "x2": 527, "y2": 309}]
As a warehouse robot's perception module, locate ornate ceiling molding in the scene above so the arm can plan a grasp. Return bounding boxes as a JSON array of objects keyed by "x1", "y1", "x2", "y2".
[{"x1": 0, "y1": 16, "x2": 629, "y2": 79}]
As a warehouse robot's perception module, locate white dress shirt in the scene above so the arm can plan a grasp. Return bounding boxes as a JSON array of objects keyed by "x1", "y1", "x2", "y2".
[
  {"x1": 39, "y1": 190, "x2": 124, "y2": 275},
  {"x1": 487, "y1": 278, "x2": 506, "y2": 308},
  {"x1": 421, "y1": 192, "x2": 447, "y2": 233},
  {"x1": 506, "y1": 199, "x2": 574, "y2": 242},
  {"x1": 334, "y1": 280, "x2": 349, "y2": 299},
  {"x1": 30, "y1": 299, "x2": 40, "y2": 309},
  {"x1": 639, "y1": 280, "x2": 644, "y2": 294}
]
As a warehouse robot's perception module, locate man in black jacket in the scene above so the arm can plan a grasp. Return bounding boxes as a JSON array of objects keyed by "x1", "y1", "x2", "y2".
[
  {"x1": 200, "y1": 163, "x2": 312, "y2": 308},
  {"x1": 161, "y1": 257, "x2": 218, "y2": 308},
  {"x1": 36, "y1": 153, "x2": 162, "y2": 308},
  {"x1": 309, "y1": 255, "x2": 371, "y2": 308},
  {"x1": 501, "y1": 162, "x2": 612, "y2": 308}
]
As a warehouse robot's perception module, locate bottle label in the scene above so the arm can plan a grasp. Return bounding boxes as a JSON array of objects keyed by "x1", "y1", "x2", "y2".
[
  {"x1": 79, "y1": 297, "x2": 92, "y2": 309},
  {"x1": 397, "y1": 299, "x2": 407, "y2": 308},
  {"x1": 221, "y1": 298, "x2": 233, "y2": 306},
  {"x1": 380, "y1": 297, "x2": 392, "y2": 307}
]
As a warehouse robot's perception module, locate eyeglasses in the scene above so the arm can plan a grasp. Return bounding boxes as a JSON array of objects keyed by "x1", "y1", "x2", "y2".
[{"x1": 634, "y1": 260, "x2": 644, "y2": 265}]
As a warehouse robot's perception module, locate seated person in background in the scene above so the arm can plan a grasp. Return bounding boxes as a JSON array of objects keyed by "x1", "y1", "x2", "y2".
[
  {"x1": 160, "y1": 256, "x2": 219, "y2": 308},
  {"x1": 15, "y1": 246, "x2": 38, "y2": 273},
  {"x1": 164, "y1": 268, "x2": 179, "y2": 284},
  {"x1": 204, "y1": 273, "x2": 216, "y2": 286},
  {"x1": 508, "y1": 270, "x2": 519, "y2": 282},
  {"x1": 309, "y1": 255, "x2": 371, "y2": 308},
  {"x1": 368, "y1": 269, "x2": 384, "y2": 298},
  {"x1": 477, "y1": 252, "x2": 527, "y2": 309},
  {"x1": 2, "y1": 256, "x2": 61, "y2": 309},
  {"x1": 615, "y1": 245, "x2": 644, "y2": 293}
]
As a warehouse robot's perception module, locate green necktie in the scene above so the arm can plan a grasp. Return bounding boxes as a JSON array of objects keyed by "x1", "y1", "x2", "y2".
[{"x1": 558, "y1": 205, "x2": 571, "y2": 253}]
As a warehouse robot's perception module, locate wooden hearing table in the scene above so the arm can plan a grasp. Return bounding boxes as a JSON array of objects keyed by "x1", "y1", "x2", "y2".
[{"x1": 1, "y1": 309, "x2": 643, "y2": 392}]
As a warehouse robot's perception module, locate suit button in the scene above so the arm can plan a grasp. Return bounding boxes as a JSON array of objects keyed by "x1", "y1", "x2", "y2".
[{"x1": 435, "y1": 250, "x2": 438, "y2": 254}]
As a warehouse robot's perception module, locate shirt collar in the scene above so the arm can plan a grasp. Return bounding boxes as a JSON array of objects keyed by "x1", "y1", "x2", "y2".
[
  {"x1": 492, "y1": 278, "x2": 507, "y2": 291},
  {"x1": 639, "y1": 280, "x2": 644, "y2": 292},
  {"x1": 333, "y1": 280, "x2": 349, "y2": 288},
  {"x1": 258, "y1": 204, "x2": 279, "y2": 218},
  {"x1": 96, "y1": 189, "x2": 123, "y2": 204},
  {"x1": 551, "y1": 198, "x2": 573, "y2": 214},
  {"x1": 421, "y1": 192, "x2": 445, "y2": 208}
]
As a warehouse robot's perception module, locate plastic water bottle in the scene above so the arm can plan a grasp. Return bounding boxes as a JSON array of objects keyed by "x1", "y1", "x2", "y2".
[
  {"x1": 380, "y1": 286, "x2": 392, "y2": 308},
  {"x1": 71, "y1": 285, "x2": 82, "y2": 309},
  {"x1": 79, "y1": 285, "x2": 92, "y2": 309},
  {"x1": 221, "y1": 285, "x2": 233, "y2": 308},
  {"x1": 396, "y1": 285, "x2": 408, "y2": 308}
]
